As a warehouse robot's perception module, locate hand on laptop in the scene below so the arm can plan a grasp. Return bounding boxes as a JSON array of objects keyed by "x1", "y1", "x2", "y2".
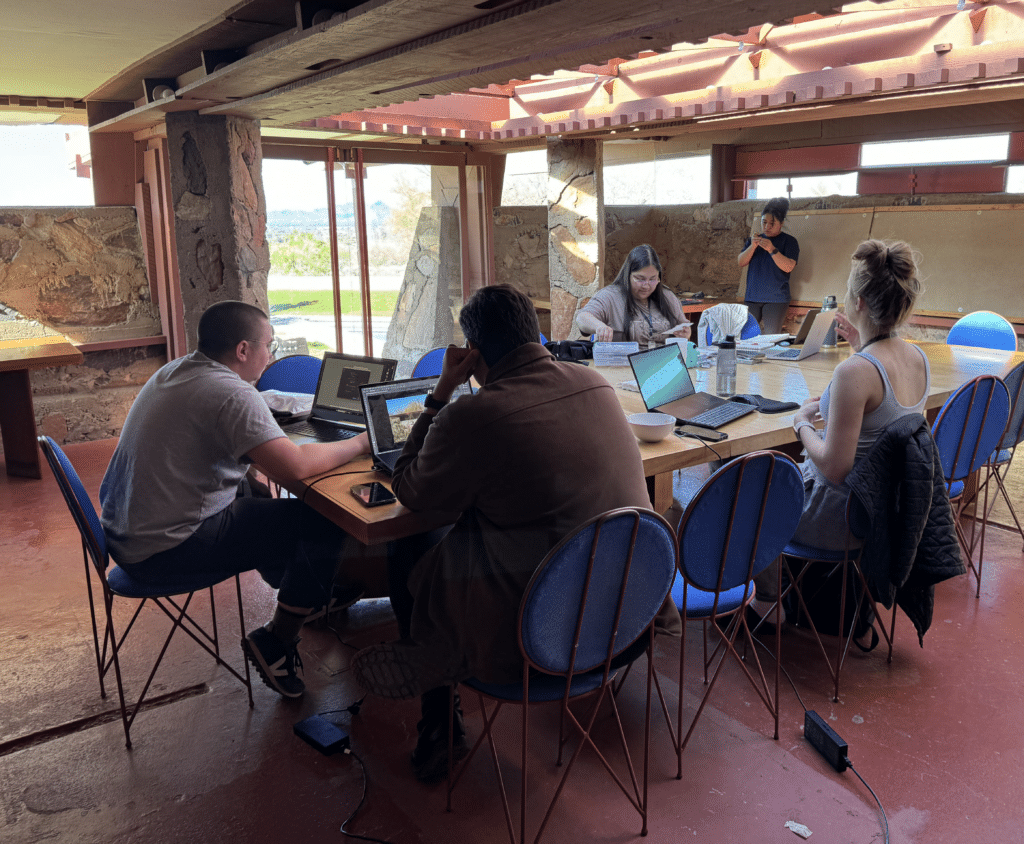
[{"x1": 835, "y1": 313, "x2": 860, "y2": 350}]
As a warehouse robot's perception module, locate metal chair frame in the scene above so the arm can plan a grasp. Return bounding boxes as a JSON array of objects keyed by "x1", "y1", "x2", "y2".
[
  {"x1": 930, "y1": 375, "x2": 1011, "y2": 597},
  {"x1": 659, "y1": 451, "x2": 803, "y2": 777},
  {"x1": 968, "y1": 362, "x2": 1024, "y2": 553},
  {"x1": 38, "y1": 436, "x2": 253, "y2": 749},
  {"x1": 445, "y1": 508, "x2": 676, "y2": 844}
]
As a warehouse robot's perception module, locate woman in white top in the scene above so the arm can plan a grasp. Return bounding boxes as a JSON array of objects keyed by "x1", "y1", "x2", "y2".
[
  {"x1": 752, "y1": 239, "x2": 928, "y2": 622},
  {"x1": 575, "y1": 244, "x2": 691, "y2": 349}
]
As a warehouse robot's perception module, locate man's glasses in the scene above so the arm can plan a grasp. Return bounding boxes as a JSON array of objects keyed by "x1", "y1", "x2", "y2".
[{"x1": 267, "y1": 338, "x2": 280, "y2": 356}]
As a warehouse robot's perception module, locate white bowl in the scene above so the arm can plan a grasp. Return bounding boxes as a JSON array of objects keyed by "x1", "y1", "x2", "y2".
[{"x1": 628, "y1": 412, "x2": 675, "y2": 443}]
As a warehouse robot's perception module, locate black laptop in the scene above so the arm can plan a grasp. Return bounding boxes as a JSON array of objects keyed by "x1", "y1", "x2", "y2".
[
  {"x1": 281, "y1": 352, "x2": 397, "y2": 444},
  {"x1": 627, "y1": 343, "x2": 755, "y2": 428}
]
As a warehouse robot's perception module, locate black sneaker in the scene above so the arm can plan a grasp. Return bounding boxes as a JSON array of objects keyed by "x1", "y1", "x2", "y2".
[
  {"x1": 242, "y1": 626, "x2": 305, "y2": 698},
  {"x1": 304, "y1": 582, "x2": 366, "y2": 627}
]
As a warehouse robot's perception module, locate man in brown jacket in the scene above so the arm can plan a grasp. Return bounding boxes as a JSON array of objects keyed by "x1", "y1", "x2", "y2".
[{"x1": 353, "y1": 284, "x2": 679, "y2": 780}]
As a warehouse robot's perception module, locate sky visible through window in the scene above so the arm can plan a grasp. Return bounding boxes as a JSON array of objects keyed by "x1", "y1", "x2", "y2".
[{"x1": 0, "y1": 125, "x2": 94, "y2": 206}]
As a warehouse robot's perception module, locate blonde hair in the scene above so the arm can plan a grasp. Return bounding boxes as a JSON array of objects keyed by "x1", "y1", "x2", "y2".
[{"x1": 847, "y1": 240, "x2": 922, "y2": 333}]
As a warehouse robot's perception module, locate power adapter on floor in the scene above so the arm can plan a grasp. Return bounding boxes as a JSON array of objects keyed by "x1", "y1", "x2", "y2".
[
  {"x1": 294, "y1": 715, "x2": 350, "y2": 756},
  {"x1": 804, "y1": 710, "x2": 849, "y2": 772}
]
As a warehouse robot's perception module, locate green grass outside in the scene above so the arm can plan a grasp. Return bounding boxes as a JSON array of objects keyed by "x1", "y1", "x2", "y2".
[{"x1": 268, "y1": 289, "x2": 399, "y2": 316}]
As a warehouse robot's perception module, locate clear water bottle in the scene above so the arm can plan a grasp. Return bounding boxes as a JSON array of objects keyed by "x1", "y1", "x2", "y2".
[
  {"x1": 821, "y1": 295, "x2": 838, "y2": 347},
  {"x1": 716, "y1": 334, "x2": 737, "y2": 397}
]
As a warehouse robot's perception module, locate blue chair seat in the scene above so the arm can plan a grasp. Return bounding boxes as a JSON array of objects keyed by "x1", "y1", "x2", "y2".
[
  {"x1": 946, "y1": 480, "x2": 965, "y2": 500},
  {"x1": 993, "y1": 448, "x2": 1012, "y2": 464},
  {"x1": 464, "y1": 668, "x2": 608, "y2": 702},
  {"x1": 782, "y1": 539, "x2": 848, "y2": 563},
  {"x1": 671, "y1": 575, "x2": 750, "y2": 619},
  {"x1": 107, "y1": 565, "x2": 235, "y2": 600}
]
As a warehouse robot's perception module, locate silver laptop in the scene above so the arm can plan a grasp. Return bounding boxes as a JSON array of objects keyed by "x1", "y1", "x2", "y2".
[
  {"x1": 765, "y1": 310, "x2": 837, "y2": 361},
  {"x1": 627, "y1": 343, "x2": 755, "y2": 428},
  {"x1": 360, "y1": 376, "x2": 474, "y2": 474},
  {"x1": 281, "y1": 352, "x2": 397, "y2": 444}
]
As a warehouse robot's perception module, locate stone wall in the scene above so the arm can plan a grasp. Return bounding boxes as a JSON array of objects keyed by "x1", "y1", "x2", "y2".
[
  {"x1": 0, "y1": 206, "x2": 164, "y2": 449},
  {"x1": 383, "y1": 206, "x2": 461, "y2": 372},
  {"x1": 492, "y1": 207, "x2": 549, "y2": 336}
]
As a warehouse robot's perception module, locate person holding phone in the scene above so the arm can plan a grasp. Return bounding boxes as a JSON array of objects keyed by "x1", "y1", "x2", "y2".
[
  {"x1": 352, "y1": 285, "x2": 681, "y2": 781},
  {"x1": 575, "y1": 244, "x2": 691, "y2": 349},
  {"x1": 737, "y1": 197, "x2": 800, "y2": 334}
]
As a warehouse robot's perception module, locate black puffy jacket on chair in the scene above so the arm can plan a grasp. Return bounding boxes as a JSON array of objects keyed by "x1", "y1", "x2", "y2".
[{"x1": 845, "y1": 413, "x2": 965, "y2": 645}]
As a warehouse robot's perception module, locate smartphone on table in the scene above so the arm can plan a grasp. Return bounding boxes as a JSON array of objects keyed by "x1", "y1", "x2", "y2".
[
  {"x1": 676, "y1": 424, "x2": 728, "y2": 442},
  {"x1": 350, "y1": 482, "x2": 397, "y2": 507}
]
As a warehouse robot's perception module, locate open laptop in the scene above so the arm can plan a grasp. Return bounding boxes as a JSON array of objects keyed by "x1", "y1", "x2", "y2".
[
  {"x1": 792, "y1": 307, "x2": 822, "y2": 345},
  {"x1": 764, "y1": 310, "x2": 837, "y2": 361},
  {"x1": 627, "y1": 343, "x2": 755, "y2": 428},
  {"x1": 281, "y1": 352, "x2": 397, "y2": 444},
  {"x1": 361, "y1": 376, "x2": 474, "y2": 474}
]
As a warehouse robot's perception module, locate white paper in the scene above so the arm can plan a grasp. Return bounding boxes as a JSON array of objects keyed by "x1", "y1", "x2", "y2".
[{"x1": 784, "y1": 820, "x2": 812, "y2": 839}]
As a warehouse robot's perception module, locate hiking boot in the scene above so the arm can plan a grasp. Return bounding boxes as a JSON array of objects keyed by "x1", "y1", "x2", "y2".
[
  {"x1": 411, "y1": 703, "x2": 470, "y2": 782},
  {"x1": 243, "y1": 626, "x2": 305, "y2": 698},
  {"x1": 304, "y1": 582, "x2": 366, "y2": 627}
]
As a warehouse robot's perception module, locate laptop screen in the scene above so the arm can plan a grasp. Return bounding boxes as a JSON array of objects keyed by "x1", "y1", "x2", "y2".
[
  {"x1": 311, "y1": 352, "x2": 397, "y2": 425},
  {"x1": 361, "y1": 376, "x2": 472, "y2": 458},
  {"x1": 628, "y1": 344, "x2": 696, "y2": 411}
]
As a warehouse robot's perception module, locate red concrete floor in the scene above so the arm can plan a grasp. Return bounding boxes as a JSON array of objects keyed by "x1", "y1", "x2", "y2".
[{"x1": 3, "y1": 439, "x2": 1024, "y2": 843}]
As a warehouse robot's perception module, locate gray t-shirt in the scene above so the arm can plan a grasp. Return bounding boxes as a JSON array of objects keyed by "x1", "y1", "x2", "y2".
[{"x1": 100, "y1": 351, "x2": 284, "y2": 565}]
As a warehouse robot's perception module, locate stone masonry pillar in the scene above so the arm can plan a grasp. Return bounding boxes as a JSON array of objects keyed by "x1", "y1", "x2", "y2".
[
  {"x1": 165, "y1": 113, "x2": 269, "y2": 350},
  {"x1": 547, "y1": 138, "x2": 603, "y2": 340}
]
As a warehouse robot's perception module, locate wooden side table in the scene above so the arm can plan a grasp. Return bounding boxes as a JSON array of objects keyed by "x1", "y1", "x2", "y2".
[{"x1": 0, "y1": 337, "x2": 84, "y2": 478}]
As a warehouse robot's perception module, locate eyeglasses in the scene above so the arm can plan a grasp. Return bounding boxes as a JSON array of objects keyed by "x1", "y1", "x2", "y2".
[
  {"x1": 267, "y1": 338, "x2": 280, "y2": 356},
  {"x1": 631, "y1": 274, "x2": 660, "y2": 286}
]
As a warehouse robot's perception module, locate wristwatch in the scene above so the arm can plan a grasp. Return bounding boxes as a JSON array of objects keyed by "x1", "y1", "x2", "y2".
[
  {"x1": 770, "y1": 246, "x2": 778, "y2": 255},
  {"x1": 423, "y1": 392, "x2": 447, "y2": 411}
]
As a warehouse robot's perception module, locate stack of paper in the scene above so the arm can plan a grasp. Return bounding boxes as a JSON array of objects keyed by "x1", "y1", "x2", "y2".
[
  {"x1": 593, "y1": 341, "x2": 640, "y2": 367},
  {"x1": 736, "y1": 333, "x2": 795, "y2": 351}
]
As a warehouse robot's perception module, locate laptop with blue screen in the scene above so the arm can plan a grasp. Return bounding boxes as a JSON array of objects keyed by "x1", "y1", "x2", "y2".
[{"x1": 627, "y1": 343, "x2": 755, "y2": 428}]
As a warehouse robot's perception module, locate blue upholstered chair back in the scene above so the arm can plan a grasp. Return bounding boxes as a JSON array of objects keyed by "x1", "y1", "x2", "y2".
[
  {"x1": 997, "y1": 362, "x2": 1024, "y2": 453},
  {"x1": 705, "y1": 312, "x2": 760, "y2": 346},
  {"x1": 412, "y1": 347, "x2": 446, "y2": 378},
  {"x1": 677, "y1": 451, "x2": 803, "y2": 593},
  {"x1": 932, "y1": 375, "x2": 1010, "y2": 483},
  {"x1": 256, "y1": 354, "x2": 322, "y2": 394},
  {"x1": 946, "y1": 311, "x2": 1018, "y2": 352},
  {"x1": 519, "y1": 509, "x2": 676, "y2": 676},
  {"x1": 38, "y1": 436, "x2": 108, "y2": 571}
]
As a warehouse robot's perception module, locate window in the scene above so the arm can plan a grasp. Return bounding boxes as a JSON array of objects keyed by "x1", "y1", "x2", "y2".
[
  {"x1": 860, "y1": 134, "x2": 1009, "y2": 167},
  {"x1": 0, "y1": 124, "x2": 94, "y2": 205},
  {"x1": 749, "y1": 172, "x2": 858, "y2": 200},
  {"x1": 604, "y1": 155, "x2": 711, "y2": 205},
  {"x1": 501, "y1": 150, "x2": 546, "y2": 205}
]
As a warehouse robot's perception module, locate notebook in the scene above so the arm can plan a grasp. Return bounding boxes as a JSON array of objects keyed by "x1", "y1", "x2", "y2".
[
  {"x1": 764, "y1": 310, "x2": 837, "y2": 361},
  {"x1": 281, "y1": 352, "x2": 397, "y2": 444},
  {"x1": 627, "y1": 343, "x2": 756, "y2": 428},
  {"x1": 360, "y1": 376, "x2": 474, "y2": 474}
]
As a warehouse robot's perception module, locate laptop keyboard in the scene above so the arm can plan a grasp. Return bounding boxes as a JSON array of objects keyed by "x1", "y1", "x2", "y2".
[
  {"x1": 769, "y1": 348, "x2": 801, "y2": 359},
  {"x1": 287, "y1": 421, "x2": 358, "y2": 440},
  {"x1": 685, "y1": 401, "x2": 754, "y2": 428}
]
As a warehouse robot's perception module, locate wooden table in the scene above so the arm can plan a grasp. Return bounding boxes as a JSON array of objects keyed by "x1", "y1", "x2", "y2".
[
  {"x1": 0, "y1": 336, "x2": 83, "y2": 479},
  {"x1": 279, "y1": 341, "x2": 1024, "y2": 541}
]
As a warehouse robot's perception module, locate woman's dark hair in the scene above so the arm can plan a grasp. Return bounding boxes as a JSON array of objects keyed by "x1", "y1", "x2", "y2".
[
  {"x1": 197, "y1": 300, "x2": 269, "y2": 361},
  {"x1": 611, "y1": 244, "x2": 672, "y2": 337},
  {"x1": 761, "y1": 197, "x2": 790, "y2": 223},
  {"x1": 459, "y1": 284, "x2": 540, "y2": 367},
  {"x1": 847, "y1": 239, "x2": 922, "y2": 333}
]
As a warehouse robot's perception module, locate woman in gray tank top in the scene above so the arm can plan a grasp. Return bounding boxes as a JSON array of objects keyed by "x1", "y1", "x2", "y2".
[{"x1": 751, "y1": 239, "x2": 927, "y2": 624}]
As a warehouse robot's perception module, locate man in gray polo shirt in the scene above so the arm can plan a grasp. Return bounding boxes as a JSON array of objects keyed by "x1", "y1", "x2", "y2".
[{"x1": 100, "y1": 301, "x2": 367, "y2": 699}]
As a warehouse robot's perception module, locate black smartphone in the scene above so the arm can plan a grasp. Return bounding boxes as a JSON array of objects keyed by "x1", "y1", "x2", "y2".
[
  {"x1": 676, "y1": 424, "x2": 728, "y2": 442},
  {"x1": 350, "y1": 482, "x2": 397, "y2": 507}
]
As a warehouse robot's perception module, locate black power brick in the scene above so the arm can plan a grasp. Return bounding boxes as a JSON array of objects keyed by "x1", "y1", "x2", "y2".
[
  {"x1": 804, "y1": 710, "x2": 849, "y2": 772},
  {"x1": 294, "y1": 715, "x2": 350, "y2": 755}
]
